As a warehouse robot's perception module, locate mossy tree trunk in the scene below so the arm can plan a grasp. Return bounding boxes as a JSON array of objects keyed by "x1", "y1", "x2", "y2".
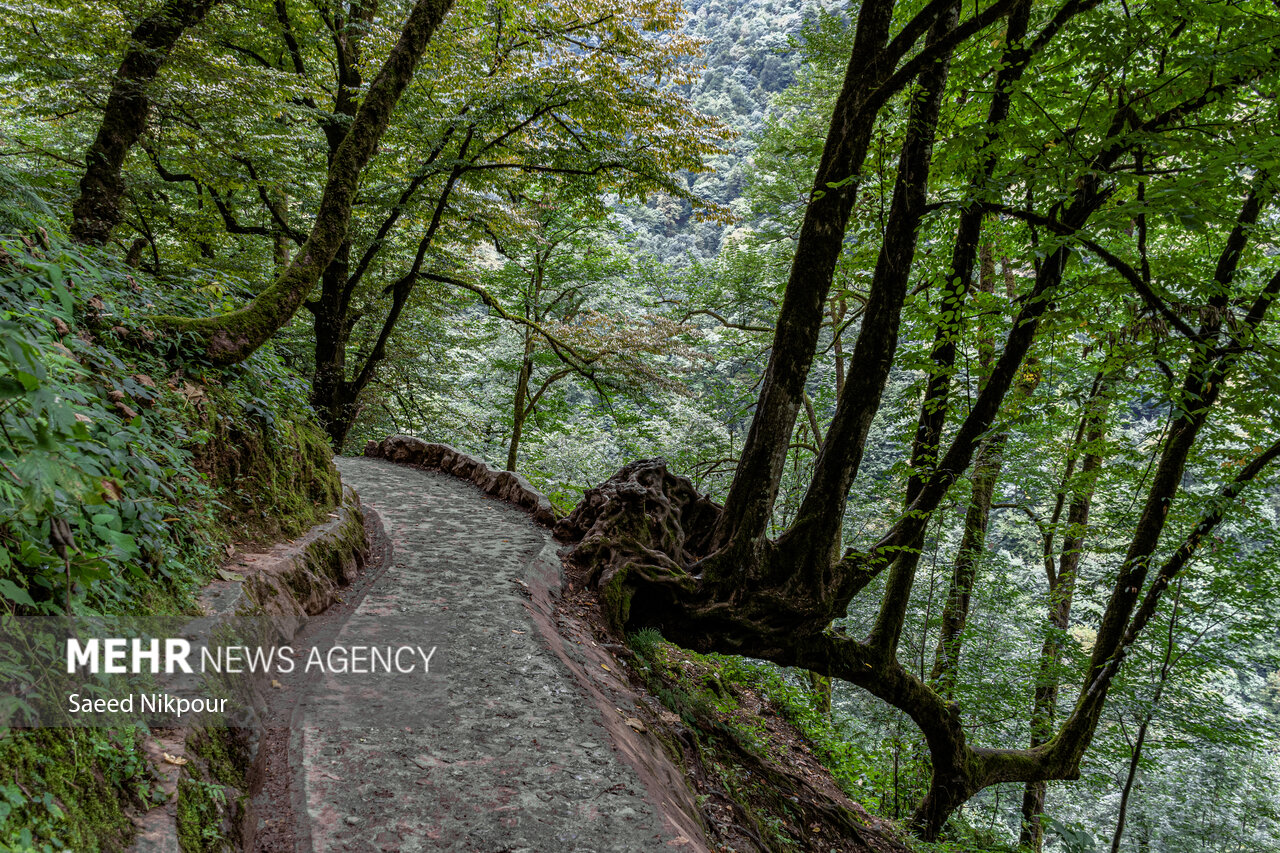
[
  {"x1": 71, "y1": 0, "x2": 221, "y2": 245},
  {"x1": 307, "y1": 0, "x2": 385, "y2": 450},
  {"x1": 705, "y1": 0, "x2": 915, "y2": 562},
  {"x1": 150, "y1": 0, "x2": 456, "y2": 366}
]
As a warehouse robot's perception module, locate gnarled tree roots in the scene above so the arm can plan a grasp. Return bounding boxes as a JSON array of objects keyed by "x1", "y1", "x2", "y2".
[{"x1": 557, "y1": 459, "x2": 1085, "y2": 840}]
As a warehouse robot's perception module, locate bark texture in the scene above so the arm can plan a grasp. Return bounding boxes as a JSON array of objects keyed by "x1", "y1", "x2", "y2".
[{"x1": 71, "y1": 0, "x2": 220, "y2": 245}]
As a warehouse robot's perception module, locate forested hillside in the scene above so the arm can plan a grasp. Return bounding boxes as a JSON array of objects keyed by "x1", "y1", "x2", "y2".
[{"x1": 2, "y1": 0, "x2": 1280, "y2": 849}]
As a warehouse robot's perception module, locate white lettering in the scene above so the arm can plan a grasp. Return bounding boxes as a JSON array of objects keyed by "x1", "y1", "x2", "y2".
[
  {"x1": 103, "y1": 638, "x2": 127, "y2": 673},
  {"x1": 132, "y1": 638, "x2": 160, "y2": 673},
  {"x1": 166, "y1": 638, "x2": 193, "y2": 673},
  {"x1": 244, "y1": 646, "x2": 274, "y2": 673},
  {"x1": 67, "y1": 638, "x2": 98, "y2": 673}
]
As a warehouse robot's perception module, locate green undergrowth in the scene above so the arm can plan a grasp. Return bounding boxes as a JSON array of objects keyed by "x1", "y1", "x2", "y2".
[
  {"x1": 174, "y1": 726, "x2": 249, "y2": 853},
  {"x1": 627, "y1": 627, "x2": 895, "y2": 852},
  {"x1": 0, "y1": 727, "x2": 163, "y2": 853},
  {"x1": 0, "y1": 188, "x2": 340, "y2": 849},
  {"x1": 631, "y1": 627, "x2": 879, "y2": 792},
  {"x1": 627, "y1": 629, "x2": 1067, "y2": 853},
  {"x1": 175, "y1": 777, "x2": 229, "y2": 853},
  {"x1": 0, "y1": 212, "x2": 338, "y2": 617}
]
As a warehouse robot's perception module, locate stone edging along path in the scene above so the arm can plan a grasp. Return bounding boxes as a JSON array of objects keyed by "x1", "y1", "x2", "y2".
[
  {"x1": 363, "y1": 435, "x2": 557, "y2": 527},
  {"x1": 128, "y1": 486, "x2": 369, "y2": 853}
]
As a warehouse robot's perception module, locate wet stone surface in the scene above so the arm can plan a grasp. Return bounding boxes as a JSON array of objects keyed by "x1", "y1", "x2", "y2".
[{"x1": 296, "y1": 458, "x2": 675, "y2": 852}]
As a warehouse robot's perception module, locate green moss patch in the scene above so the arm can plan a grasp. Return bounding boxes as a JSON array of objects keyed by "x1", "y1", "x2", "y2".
[
  {"x1": 190, "y1": 384, "x2": 341, "y2": 546},
  {"x1": 0, "y1": 727, "x2": 161, "y2": 852},
  {"x1": 626, "y1": 629, "x2": 906, "y2": 853},
  {"x1": 175, "y1": 776, "x2": 231, "y2": 853}
]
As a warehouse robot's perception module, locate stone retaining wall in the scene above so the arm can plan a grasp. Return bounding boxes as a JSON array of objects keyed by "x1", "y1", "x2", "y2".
[
  {"x1": 130, "y1": 485, "x2": 368, "y2": 853},
  {"x1": 363, "y1": 435, "x2": 557, "y2": 526}
]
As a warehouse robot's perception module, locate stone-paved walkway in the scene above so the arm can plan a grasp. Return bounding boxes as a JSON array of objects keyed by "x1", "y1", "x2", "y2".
[{"x1": 291, "y1": 457, "x2": 677, "y2": 852}]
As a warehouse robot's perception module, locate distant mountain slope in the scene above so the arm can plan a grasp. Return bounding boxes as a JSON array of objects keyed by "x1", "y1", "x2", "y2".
[{"x1": 617, "y1": 0, "x2": 840, "y2": 260}]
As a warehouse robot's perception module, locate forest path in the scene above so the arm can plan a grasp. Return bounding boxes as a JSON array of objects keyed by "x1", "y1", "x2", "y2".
[{"x1": 277, "y1": 456, "x2": 683, "y2": 852}]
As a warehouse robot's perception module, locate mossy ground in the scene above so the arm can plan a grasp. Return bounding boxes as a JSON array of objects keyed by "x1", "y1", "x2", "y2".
[
  {"x1": 191, "y1": 386, "x2": 341, "y2": 546},
  {"x1": 175, "y1": 776, "x2": 230, "y2": 853},
  {"x1": 624, "y1": 631, "x2": 1027, "y2": 853},
  {"x1": 0, "y1": 728, "x2": 162, "y2": 852},
  {"x1": 626, "y1": 629, "x2": 908, "y2": 853},
  {"x1": 172, "y1": 726, "x2": 251, "y2": 853}
]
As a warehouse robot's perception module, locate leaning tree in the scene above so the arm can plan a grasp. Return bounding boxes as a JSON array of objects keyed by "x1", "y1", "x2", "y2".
[
  {"x1": 43, "y1": 0, "x2": 729, "y2": 449},
  {"x1": 554, "y1": 0, "x2": 1280, "y2": 838}
]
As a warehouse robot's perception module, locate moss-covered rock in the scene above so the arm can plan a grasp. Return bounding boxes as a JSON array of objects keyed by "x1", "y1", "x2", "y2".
[
  {"x1": 175, "y1": 776, "x2": 235, "y2": 853},
  {"x1": 190, "y1": 386, "x2": 342, "y2": 544},
  {"x1": 173, "y1": 725, "x2": 254, "y2": 853},
  {"x1": 0, "y1": 728, "x2": 152, "y2": 852}
]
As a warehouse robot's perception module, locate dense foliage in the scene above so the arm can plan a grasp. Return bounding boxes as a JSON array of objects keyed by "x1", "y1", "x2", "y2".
[{"x1": 0, "y1": 180, "x2": 341, "y2": 848}]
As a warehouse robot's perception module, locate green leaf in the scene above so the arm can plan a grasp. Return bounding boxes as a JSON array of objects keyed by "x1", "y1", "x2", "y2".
[{"x1": 0, "y1": 578, "x2": 36, "y2": 607}]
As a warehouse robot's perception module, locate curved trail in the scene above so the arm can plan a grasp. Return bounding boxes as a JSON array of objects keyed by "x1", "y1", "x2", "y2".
[{"x1": 270, "y1": 457, "x2": 685, "y2": 852}]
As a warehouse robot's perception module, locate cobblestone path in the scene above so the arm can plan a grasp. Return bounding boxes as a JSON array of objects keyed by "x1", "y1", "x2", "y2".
[{"x1": 288, "y1": 457, "x2": 680, "y2": 852}]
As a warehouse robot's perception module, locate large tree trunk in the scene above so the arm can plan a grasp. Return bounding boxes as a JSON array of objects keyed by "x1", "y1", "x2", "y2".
[
  {"x1": 311, "y1": 242, "x2": 360, "y2": 448},
  {"x1": 150, "y1": 0, "x2": 455, "y2": 365},
  {"x1": 557, "y1": 0, "x2": 1280, "y2": 842},
  {"x1": 766, "y1": 0, "x2": 965, "y2": 627},
  {"x1": 309, "y1": 1, "x2": 375, "y2": 449},
  {"x1": 709, "y1": 0, "x2": 903, "y2": 558},
  {"x1": 310, "y1": 132, "x2": 469, "y2": 447},
  {"x1": 71, "y1": 0, "x2": 220, "y2": 245},
  {"x1": 775, "y1": 0, "x2": 1032, "y2": 618}
]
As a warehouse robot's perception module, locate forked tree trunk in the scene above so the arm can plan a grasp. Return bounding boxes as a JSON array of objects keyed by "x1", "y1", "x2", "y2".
[
  {"x1": 150, "y1": 0, "x2": 455, "y2": 364},
  {"x1": 71, "y1": 0, "x2": 220, "y2": 245},
  {"x1": 309, "y1": 1, "x2": 375, "y2": 449},
  {"x1": 558, "y1": 0, "x2": 1280, "y2": 842},
  {"x1": 709, "y1": 0, "x2": 904, "y2": 558}
]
